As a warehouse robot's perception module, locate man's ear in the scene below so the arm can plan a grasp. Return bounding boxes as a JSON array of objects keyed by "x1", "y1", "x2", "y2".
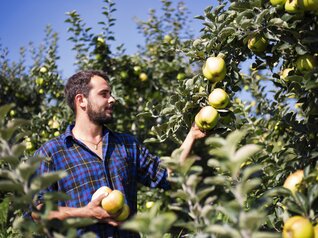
[{"x1": 74, "y1": 94, "x2": 87, "y2": 110}]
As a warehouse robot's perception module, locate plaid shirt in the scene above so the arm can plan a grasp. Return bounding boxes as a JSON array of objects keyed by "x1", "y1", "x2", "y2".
[{"x1": 34, "y1": 124, "x2": 170, "y2": 238}]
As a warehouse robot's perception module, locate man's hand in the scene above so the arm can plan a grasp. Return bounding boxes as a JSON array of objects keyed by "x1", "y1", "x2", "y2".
[
  {"x1": 179, "y1": 123, "x2": 208, "y2": 164},
  {"x1": 32, "y1": 193, "x2": 122, "y2": 227},
  {"x1": 188, "y1": 123, "x2": 208, "y2": 140},
  {"x1": 85, "y1": 193, "x2": 121, "y2": 227}
]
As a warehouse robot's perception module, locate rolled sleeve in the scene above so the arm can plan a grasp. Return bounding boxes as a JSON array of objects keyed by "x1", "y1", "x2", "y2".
[{"x1": 136, "y1": 143, "x2": 171, "y2": 190}]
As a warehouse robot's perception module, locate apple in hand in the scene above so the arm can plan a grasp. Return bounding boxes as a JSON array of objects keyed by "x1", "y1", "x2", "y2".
[
  {"x1": 115, "y1": 204, "x2": 130, "y2": 222},
  {"x1": 296, "y1": 54, "x2": 317, "y2": 73},
  {"x1": 195, "y1": 106, "x2": 219, "y2": 131},
  {"x1": 92, "y1": 186, "x2": 125, "y2": 215},
  {"x1": 247, "y1": 34, "x2": 268, "y2": 54},
  {"x1": 283, "y1": 170, "x2": 304, "y2": 194},
  {"x1": 283, "y1": 216, "x2": 314, "y2": 238},
  {"x1": 91, "y1": 186, "x2": 113, "y2": 201},
  {"x1": 208, "y1": 88, "x2": 230, "y2": 109},
  {"x1": 202, "y1": 57, "x2": 226, "y2": 82},
  {"x1": 101, "y1": 190, "x2": 125, "y2": 215}
]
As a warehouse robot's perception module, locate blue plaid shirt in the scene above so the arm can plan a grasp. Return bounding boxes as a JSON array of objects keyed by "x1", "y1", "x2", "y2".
[{"x1": 34, "y1": 124, "x2": 170, "y2": 238}]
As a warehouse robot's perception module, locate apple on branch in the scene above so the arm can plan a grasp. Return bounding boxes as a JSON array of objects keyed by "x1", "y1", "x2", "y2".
[
  {"x1": 208, "y1": 88, "x2": 230, "y2": 109},
  {"x1": 283, "y1": 216, "x2": 314, "y2": 238},
  {"x1": 202, "y1": 56, "x2": 226, "y2": 82},
  {"x1": 195, "y1": 106, "x2": 219, "y2": 131}
]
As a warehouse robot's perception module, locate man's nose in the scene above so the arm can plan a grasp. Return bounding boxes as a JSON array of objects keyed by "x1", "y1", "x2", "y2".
[{"x1": 109, "y1": 95, "x2": 116, "y2": 104}]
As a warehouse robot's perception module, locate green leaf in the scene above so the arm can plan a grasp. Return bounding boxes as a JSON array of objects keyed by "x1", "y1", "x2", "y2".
[
  {"x1": 232, "y1": 144, "x2": 261, "y2": 163},
  {"x1": 252, "y1": 232, "x2": 281, "y2": 238},
  {"x1": 65, "y1": 218, "x2": 96, "y2": 228},
  {"x1": 30, "y1": 171, "x2": 68, "y2": 192},
  {"x1": 0, "y1": 104, "x2": 14, "y2": 121},
  {"x1": 0, "y1": 181, "x2": 24, "y2": 192}
]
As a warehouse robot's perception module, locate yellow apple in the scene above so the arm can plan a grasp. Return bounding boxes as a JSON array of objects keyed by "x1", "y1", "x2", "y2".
[
  {"x1": 285, "y1": 0, "x2": 304, "y2": 13},
  {"x1": 163, "y1": 35, "x2": 173, "y2": 44},
  {"x1": 115, "y1": 204, "x2": 130, "y2": 222},
  {"x1": 296, "y1": 54, "x2": 318, "y2": 73},
  {"x1": 314, "y1": 224, "x2": 318, "y2": 238},
  {"x1": 195, "y1": 106, "x2": 219, "y2": 131},
  {"x1": 270, "y1": 0, "x2": 287, "y2": 6},
  {"x1": 283, "y1": 216, "x2": 314, "y2": 238},
  {"x1": 283, "y1": 170, "x2": 304, "y2": 193},
  {"x1": 202, "y1": 57, "x2": 226, "y2": 82},
  {"x1": 303, "y1": 0, "x2": 318, "y2": 10},
  {"x1": 39, "y1": 66, "x2": 47, "y2": 73},
  {"x1": 91, "y1": 186, "x2": 113, "y2": 201},
  {"x1": 139, "y1": 72, "x2": 148, "y2": 81},
  {"x1": 208, "y1": 88, "x2": 230, "y2": 109},
  {"x1": 101, "y1": 190, "x2": 125, "y2": 215},
  {"x1": 35, "y1": 77, "x2": 44, "y2": 86},
  {"x1": 177, "y1": 73, "x2": 186, "y2": 80},
  {"x1": 248, "y1": 34, "x2": 268, "y2": 54},
  {"x1": 133, "y1": 66, "x2": 142, "y2": 75},
  {"x1": 145, "y1": 201, "x2": 154, "y2": 209}
]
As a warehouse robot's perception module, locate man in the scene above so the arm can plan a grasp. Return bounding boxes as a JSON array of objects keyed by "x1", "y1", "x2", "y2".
[{"x1": 32, "y1": 70, "x2": 206, "y2": 237}]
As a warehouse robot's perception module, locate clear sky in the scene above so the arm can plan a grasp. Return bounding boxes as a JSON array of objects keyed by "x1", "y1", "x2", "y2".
[{"x1": 0, "y1": 0, "x2": 212, "y2": 77}]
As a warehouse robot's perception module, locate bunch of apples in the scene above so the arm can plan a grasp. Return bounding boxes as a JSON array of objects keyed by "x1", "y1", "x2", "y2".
[
  {"x1": 270, "y1": 0, "x2": 318, "y2": 14},
  {"x1": 282, "y1": 170, "x2": 318, "y2": 238},
  {"x1": 91, "y1": 186, "x2": 130, "y2": 222},
  {"x1": 195, "y1": 56, "x2": 230, "y2": 131}
]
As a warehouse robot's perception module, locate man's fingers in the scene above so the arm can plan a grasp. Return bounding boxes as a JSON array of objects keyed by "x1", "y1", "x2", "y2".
[
  {"x1": 92, "y1": 193, "x2": 108, "y2": 205},
  {"x1": 101, "y1": 218, "x2": 122, "y2": 227}
]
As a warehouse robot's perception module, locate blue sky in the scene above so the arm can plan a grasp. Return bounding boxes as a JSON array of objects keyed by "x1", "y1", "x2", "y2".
[{"x1": 0, "y1": 0, "x2": 212, "y2": 77}]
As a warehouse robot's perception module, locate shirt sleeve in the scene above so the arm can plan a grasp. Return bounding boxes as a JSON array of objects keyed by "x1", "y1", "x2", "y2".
[
  {"x1": 136, "y1": 141, "x2": 171, "y2": 190},
  {"x1": 32, "y1": 146, "x2": 57, "y2": 206}
]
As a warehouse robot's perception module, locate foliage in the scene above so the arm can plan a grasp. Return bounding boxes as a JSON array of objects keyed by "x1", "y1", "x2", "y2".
[{"x1": 0, "y1": 0, "x2": 317, "y2": 237}]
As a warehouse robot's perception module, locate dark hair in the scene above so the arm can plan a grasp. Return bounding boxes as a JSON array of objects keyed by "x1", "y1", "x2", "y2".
[{"x1": 64, "y1": 70, "x2": 109, "y2": 112}]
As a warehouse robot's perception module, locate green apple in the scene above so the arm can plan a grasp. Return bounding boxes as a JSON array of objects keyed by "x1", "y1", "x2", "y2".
[
  {"x1": 53, "y1": 131, "x2": 60, "y2": 137},
  {"x1": 115, "y1": 204, "x2": 130, "y2": 222},
  {"x1": 35, "y1": 77, "x2": 44, "y2": 86},
  {"x1": 296, "y1": 54, "x2": 318, "y2": 73},
  {"x1": 139, "y1": 72, "x2": 148, "y2": 81},
  {"x1": 195, "y1": 106, "x2": 219, "y2": 131},
  {"x1": 270, "y1": 0, "x2": 287, "y2": 6},
  {"x1": 303, "y1": 0, "x2": 318, "y2": 10},
  {"x1": 95, "y1": 54, "x2": 103, "y2": 61},
  {"x1": 283, "y1": 216, "x2": 314, "y2": 238},
  {"x1": 285, "y1": 0, "x2": 304, "y2": 13},
  {"x1": 163, "y1": 35, "x2": 173, "y2": 44},
  {"x1": 177, "y1": 73, "x2": 186, "y2": 80},
  {"x1": 96, "y1": 37, "x2": 105, "y2": 45},
  {"x1": 247, "y1": 34, "x2": 268, "y2": 53},
  {"x1": 39, "y1": 66, "x2": 47, "y2": 73},
  {"x1": 202, "y1": 57, "x2": 226, "y2": 82},
  {"x1": 101, "y1": 190, "x2": 125, "y2": 215},
  {"x1": 283, "y1": 170, "x2": 304, "y2": 194},
  {"x1": 133, "y1": 66, "x2": 142, "y2": 75},
  {"x1": 120, "y1": 71, "x2": 128, "y2": 79},
  {"x1": 9, "y1": 110, "x2": 16, "y2": 117},
  {"x1": 145, "y1": 201, "x2": 154, "y2": 209},
  {"x1": 208, "y1": 88, "x2": 230, "y2": 109}
]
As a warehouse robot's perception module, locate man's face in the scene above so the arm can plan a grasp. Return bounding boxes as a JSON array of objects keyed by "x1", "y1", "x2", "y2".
[{"x1": 86, "y1": 75, "x2": 115, "y2": 125}]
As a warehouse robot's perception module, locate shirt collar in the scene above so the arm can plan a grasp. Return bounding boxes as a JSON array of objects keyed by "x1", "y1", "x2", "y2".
[{"x1": 63, "y1": 124, "x2": 110, "y2": 147}]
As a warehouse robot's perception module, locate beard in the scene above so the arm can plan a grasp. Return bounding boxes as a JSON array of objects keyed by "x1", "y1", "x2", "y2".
[{"x1": 87, "y1": 101, "x2": 113, "y2": 125}]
